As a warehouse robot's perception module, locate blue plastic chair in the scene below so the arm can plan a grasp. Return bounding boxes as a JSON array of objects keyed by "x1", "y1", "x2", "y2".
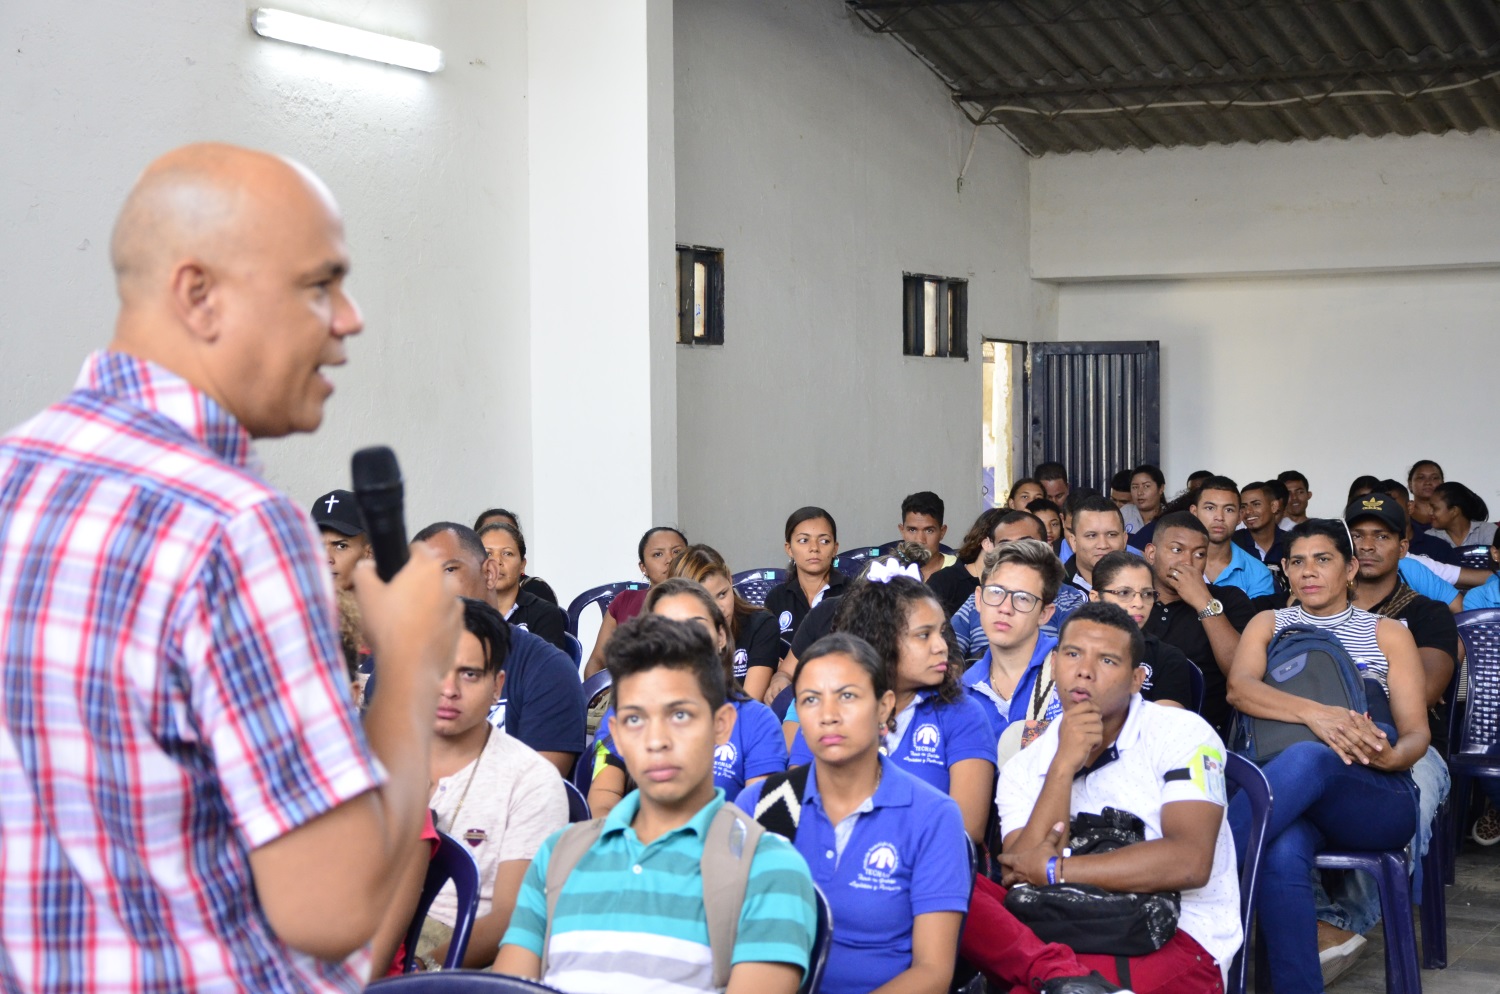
[
  {"x1": 1186, "y1": 660, "x2": 1205, "y2": 716},
  {"x1": 400, "y1": 832, "x2": 480, "y2": 973},
  {"x1": 570, "y1": 671, "x2": 614, "y2": 796},
  {"x1": 1311, "y1": 850, "x2": 1420, "y2": 994},
  {"x1": 371, "y1": 971, "x2": 565, "y2": 992},
  {"x1": 562, "y1": 632, "x2": 583, "y2": 670},
  {"x1": 581, "y1": 670, "x2": 613, "y2": 712},
  {"x1": 770, "y1": 685, "x2": 796, "y2": 721},
  {"x1": 832, "y1": 547, "x2": 883, "y2": 577},
  {"x1": 562, "y1": 779, "x2": 591, "y2": 823},
  {"x1": 802, "y1": 885, "x2": 833, "y2": 994},
  {"x1": 1450, "y1": 610, "x2": 1500, "y2": 909},
  {"x1": 732, "y1": 567, "x2": 790, "y2": 607},
  {"x1": 565, "y1": 581, "x2": 648, "y2": 637},
  {"x1": 1225, "y1": 753, "x2": 1271, "y2": 994},
  {"x1": 1455, "y1": 544, "x2": 1495, "y2": 573}
]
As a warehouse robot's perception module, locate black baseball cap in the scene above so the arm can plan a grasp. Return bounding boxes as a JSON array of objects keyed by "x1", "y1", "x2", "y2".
[
  {"x1": 1344, "y1": 493, "x2": 1406, "y2": 535},
  {"x1": 311, "y1": 489, "x2": 366, "y2": 536}
]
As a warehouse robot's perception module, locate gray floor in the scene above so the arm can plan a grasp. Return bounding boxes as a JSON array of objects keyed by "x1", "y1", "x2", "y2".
[{"x1": 1329, "y1": 841, "x2": 1500, "y2": 994}]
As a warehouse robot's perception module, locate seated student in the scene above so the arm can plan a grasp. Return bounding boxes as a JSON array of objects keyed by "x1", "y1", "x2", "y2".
[
  {"x1": 1234, "y1": 479, "x2": 1289, "y2": 567},
  {"x1": 1026, "y1": 497, "x2": 1065, "y2": 555},
  {"x1": 474, "y1": 507, "x2": 558, "y2": 605},
  {"x1": 1312, "y1": 495, "x2": 1457, "y2": 968},
  {"x1": 959, "y1": 603, "x2": 1242, "y2": 994},
  {"x1": 963, "y1": 539, "x2": 1064, "y2": 744},
  {"x1": 1109, "y1": 469, "x2": 1146, "y2": 534},
  {"x1": 741, "y1": 634, "x2": 970, "y2": 994},
  {"x1": 1143, "y1": 512, "x2": 1257, "y2": 738},
  {"x1": 311, "y1": 488, "x2": 373, "y2": 695},
  {"x1": 478, "y1": 521, "x2": 569, "y2": 653},
  {"x1": 1089, "y1": 551, "x2": 1195, "y2": 709},
  {"x1": 762, "y1": 506, "x2": 847, "y2": 670},
  {"x1": 1406, "y1": 459, "x2": 1444, "y2": 531},
  {"x1": 494, "y1": 615, "x2": 817, "y2": 993},
  {"x1": 419, "y1": 598, "x2": 569, "y2": 970},
  {"x1": 1462, "y1": 528, "x2": 1500, "y2": 610},
  {"x1": 1185, "y1": 469, "x2": 1214, "y2": 493},
  {"x1": 589, "y1": 578, "x2": 786, "y2": 816},
  {"x1": 1226, "y1": 520, "x2": 1429, "y2": 994},
  {"x1": 671, "y1": 545, "x2": 780, "y2": 701},
  {"x1": 1034, "y1": 461, "x2": 1071, "y2": 506},
  {"x1": 928, "y1": 507, "x2": 1006, "y2": 616},
  {"x1": 900, "y1": 490, "x2": 958, "y2": 582},
  {"x1": 1191, "y1": 476, "x2": 1276, "y2": 600},
  {"x1": 1277, "y1": 470, "x2": 1313, "y2": 529},
  {"x1": 1426, "y1": 481, "x2": 1497, "y2": 549},
  {"x1": 786, "y1": 568, "x2": 997, "y2": 842},
  {"x1": 1346, "y1": 474, "x2": 1381, "y2": 506},
  {"x1": 1372, "y1": 480, "x2": 1476, "y2": 607},
  {"x1": 412, "y1": 521, "x2": 586, "y2": 776},
  {"x1": 1007, "y1": 476, "x2": 1045, "y2": 510},
  {"x1": 1064, "y1": 496, "x2": 1129, "y2": 593},
  {"x1": 584, "y1": 526, "x2": 688, "y2": 677},
  {"x1": 952, "y1": 513, "x2": 1086, "y2": 656},
  {"x1": 1131, "y1": 463, "x2": 1168, "y2": 526}
]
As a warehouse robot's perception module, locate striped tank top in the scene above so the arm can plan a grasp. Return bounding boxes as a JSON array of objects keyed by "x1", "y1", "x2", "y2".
[{"x1": 1273, "y1": 605, "x2": 1389, "y2": 694}]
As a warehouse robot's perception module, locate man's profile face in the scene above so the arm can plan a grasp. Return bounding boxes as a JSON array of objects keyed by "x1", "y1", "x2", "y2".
[
  {"x1": 1351, "y1": 520, "x2": 1405, "y2": 581},
  {"x1": 321, "y1": 528, "x2": 370, "y2": 592},
  {"x1": 1192, "y1": 488, "x2": 1241, "y2": 545},
  {"x1": 1054, "y1": 619, "x2": 1143, "y2": 720},
  {"x1": 609, "y1": 665, "x2": 733, "y2": 812},
  {"x1": 900, "y1": 513, "x2": 947, "y2": 556},
  {"x1": 1073, "y1": 510, "x2": 1126, "y2": 572},
  {"x1": 1040, "y1": 477, "x2": 1069, "y2": 503},
  {"x1": 418, "y1": 529, "x2": 494, "y2": 601}
]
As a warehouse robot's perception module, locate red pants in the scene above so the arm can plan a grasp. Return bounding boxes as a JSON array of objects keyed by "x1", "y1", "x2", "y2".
[{"x1": 959, "y1": 875, "x2": 1224, "y2": 994}]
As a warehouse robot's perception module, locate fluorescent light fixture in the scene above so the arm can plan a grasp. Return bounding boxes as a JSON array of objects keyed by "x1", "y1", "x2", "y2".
[{"x1": 251, "y1": 8, "x2": 443, "y2": 73}]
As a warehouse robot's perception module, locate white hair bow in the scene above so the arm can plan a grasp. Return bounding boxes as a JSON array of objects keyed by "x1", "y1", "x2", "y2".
[{"x1": 866, "y1": 559, "x2": 922, "y2": 584}]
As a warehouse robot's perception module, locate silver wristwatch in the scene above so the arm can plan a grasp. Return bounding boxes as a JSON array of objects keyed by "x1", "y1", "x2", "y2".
[{"x1": 1197, "y1": 598, "x2": 1224, "y2": 621}]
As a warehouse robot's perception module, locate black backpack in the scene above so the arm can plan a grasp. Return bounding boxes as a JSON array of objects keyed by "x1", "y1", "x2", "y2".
[{"x1": 1230, "y1": 623, "x2": 1375, "y2": 764}]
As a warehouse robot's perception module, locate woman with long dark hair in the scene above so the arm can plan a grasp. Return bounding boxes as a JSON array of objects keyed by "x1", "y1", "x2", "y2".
[{"x1": 1426, "y1": 481, "x2": 1495, "y2": 548}]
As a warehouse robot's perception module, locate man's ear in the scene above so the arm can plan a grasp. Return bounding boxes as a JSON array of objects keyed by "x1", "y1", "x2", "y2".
[
  {"x1": 492, "y1": 671, "x2": 507, "y2": 702},
  {"x1": 1039, "y1": 601, "x2": 1057, "y2": 627},
  {"x1": 1130, "y1": 663, "x2": 1147, "y2": 695},
  {"x1": 482, "y1": 555, "x2": 501, "y2": 591},
  {"x1": 168, "y1": 259, "x2": 218, "y2": 341},
  {"x1": 938, "y1": 524, "x2": 949, "y2": 543},
  {"x1": 713, "y1": 702, "x2": 738, "y2": 746}
]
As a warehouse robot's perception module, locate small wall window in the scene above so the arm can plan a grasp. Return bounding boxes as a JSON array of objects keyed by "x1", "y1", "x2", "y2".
[
  {"x1": 902, "y1": 273, "x2": 968, "y2": 359},
  {"x1": 676, "y1": 245, "x2": 724, "y2": 345}
]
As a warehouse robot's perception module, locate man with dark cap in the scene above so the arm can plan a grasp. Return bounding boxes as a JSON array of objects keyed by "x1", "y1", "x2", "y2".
[{"x1": 313, "y1": 487, "x2": 371, "y2": 593}]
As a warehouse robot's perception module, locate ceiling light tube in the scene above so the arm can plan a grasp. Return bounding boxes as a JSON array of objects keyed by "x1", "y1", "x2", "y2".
[{"x1": 251, "y1": 8, "x2": 444, "y2": 73}]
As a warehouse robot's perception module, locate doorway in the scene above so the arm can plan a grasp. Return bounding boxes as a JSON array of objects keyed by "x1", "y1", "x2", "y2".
[{"x1": 981, "y1": 340, "x2": 1027, "y2": 509}]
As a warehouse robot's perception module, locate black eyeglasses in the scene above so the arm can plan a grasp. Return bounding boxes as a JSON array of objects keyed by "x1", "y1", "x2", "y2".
[
  {"x1": 980, "y1": 585, "x2": 1041, "y2": 613},
  {"x1": 1100, "y1": 587, "x2": 1159, "y2": 603}
]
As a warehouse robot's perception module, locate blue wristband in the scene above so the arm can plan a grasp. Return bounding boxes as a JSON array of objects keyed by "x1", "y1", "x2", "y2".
[{"x1": 1046, "y1": 856, "x2": 1059, "y2": 886}]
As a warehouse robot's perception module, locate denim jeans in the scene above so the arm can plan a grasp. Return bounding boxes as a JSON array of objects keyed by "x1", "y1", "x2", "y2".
[
  {"x1": 1314, "y1": 746, "x2": 1450, "y2": 934},
  {"x1": 1228, "y1": 741, "x2": 1418, "y2": 994}
]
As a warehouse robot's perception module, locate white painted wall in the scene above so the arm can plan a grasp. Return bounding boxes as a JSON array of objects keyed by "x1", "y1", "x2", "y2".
[
  {"x1": 672, "y1": 0, "x2": 1033, "y2": 570},
  {"x1": 0, "y1": 0, "x2": 531, "y2": 540}
]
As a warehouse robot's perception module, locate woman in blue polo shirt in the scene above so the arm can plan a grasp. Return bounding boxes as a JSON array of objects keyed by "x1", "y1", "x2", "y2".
[
  {"x1": 787, "y1": 566, "x2": 996, "y2": 841},
  {"x1": 587, "y1": 578, "x2": 787, "y2": 815},
  {"x1": 741, "y1": 633, "x2": 970, "y2": 994}
]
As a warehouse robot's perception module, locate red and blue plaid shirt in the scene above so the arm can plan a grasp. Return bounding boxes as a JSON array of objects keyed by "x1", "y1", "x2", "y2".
[{"x1": 0, "y1": 351, "x2": 385, "y2": 993}]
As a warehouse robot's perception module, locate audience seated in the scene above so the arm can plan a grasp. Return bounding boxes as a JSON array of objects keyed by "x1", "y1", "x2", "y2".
[
  {"x1": 1406, "y1": 459, "x2": 1444, "y2": 531},
  {"x1": 583, "y1": 526, "x2": 688, "y2": 677},
  {"x1": 1026, "y1": 497, "x2": 1065, "y2": 555},
  {"x1": 311, "y1": 488, "x2": 372, "y2": 696},
  {"x1": 1034, "y1": 461, "x2": 1071, "y2": 506},
  {"x1": 494, "y1": 615, "x2": 817, "y2": 993},
  {"x1": 1064, "y1": 495, "x2": 1129, "y2": 593},
  {"x1": 1089, "y1": 551, "x2": 1195, "y2": 710},
  {"x1": 786, "y1": 568, "x2": 996, "y2": 842},
  {"x1": 950, "y1": 512, "x2": 1085, "y2": 655},
  {"x1": 928, "y1": 507, "x2": 1006, "y2": 616},
  {"x1": 1185, "y1": 469, "x2": 1214, "y2": 494},
  {"x1": 419, "y1": 598, "x2": 569, "y2": 970},
  {"x1": 762, "y1": 506, "x2": 847, "y2": 685},
  {"x1": 1109, "y1": 468, "x2": 1146, "y2": 533},
  {"x1": 1226, "y1": 520, "x2": 1429, "y2": 994},
  {"x1": 411, "y1": 521, "x2": 585, "y2": 775},
  {"x1": 1427, "y1": 481, "x2": 1496, "y2": 548},
  {"x1": 1374, "y1": 479, "x2": 1473, "y2": 606},
  {"x1": 741, "y1": 634, "x2": 969, "y2": 994},
  {"x1": 1007, "y1": 476, "x2": 1045, "y2": 510},
  {"x1": 671, "y1": 544, "x2": 780, "y2": 700},
  {"x1": 1277, "y1": 470, "x2": 1313, "y2": 529},
  {"x1": 1234, "y1": 479, "x2": 1290, "y2": 571},
  {"x1": 1190, "y1": 476, "x2": 1277, "y2": 600},
  {"x1": 1142, "y1": 512, "x2": 1256, "y2": 737},
  {"x1": 960, "y1": 603, "x2": 1242, "y2": 994},
  {"x1": 474, "y1": 508, "x2": 558, "y2": 605},
  {"x1": 900, "y1": 490, "x2": 958, "y2": 582},
  {"x1": 589, "y1": 578, "x2": 786, "y2": 816},
  {"x1": 1130, "y1": 463, "x2": 1168, "y2": 526},
  {"x1": 1462, "y1": 529, "x2": 1500, "y2": 610},
  {"x1": 478, "y1": 521, "x2": 570, "y2": 653}
]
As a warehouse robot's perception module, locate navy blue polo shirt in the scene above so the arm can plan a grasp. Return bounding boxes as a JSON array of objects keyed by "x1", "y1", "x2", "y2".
[
  {"x1": 490, "y1": 626, "x2": 587, "y2": 756},
  {"x1": 788, "y1": 691, "x2": 994, "y2": 792},
  {"x1": 738, "y1": 757, "x2": 971, "y2": 994},
  {"x1": 963, "y1": 634, "x2": 1062, "y2": 743}
]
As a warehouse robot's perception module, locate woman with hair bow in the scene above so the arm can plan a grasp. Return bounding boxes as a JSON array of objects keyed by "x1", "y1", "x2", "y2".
[{"x1": 785, "y1": 557, "x2": 996, "y2": 842}]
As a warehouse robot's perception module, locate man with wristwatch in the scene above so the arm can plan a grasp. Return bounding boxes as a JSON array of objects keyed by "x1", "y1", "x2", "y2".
[{"x1": 1142, "y1": 512, "x2": 1257, "y2": 738}]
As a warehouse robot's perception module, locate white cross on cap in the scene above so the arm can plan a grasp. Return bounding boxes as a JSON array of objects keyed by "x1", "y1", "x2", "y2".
[{"x1": 324, "y1": 494, "x2": 339, "y2": 513}]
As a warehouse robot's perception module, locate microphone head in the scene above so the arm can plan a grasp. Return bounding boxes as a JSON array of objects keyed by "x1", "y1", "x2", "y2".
[{"x1": 352, "y1": 446, "x2": 402, "y2": 492}]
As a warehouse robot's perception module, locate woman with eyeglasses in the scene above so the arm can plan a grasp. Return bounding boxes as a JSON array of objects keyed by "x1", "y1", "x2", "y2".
[{"x1": 1088, "y1": 550, "x2": 1196, "y2": 711}]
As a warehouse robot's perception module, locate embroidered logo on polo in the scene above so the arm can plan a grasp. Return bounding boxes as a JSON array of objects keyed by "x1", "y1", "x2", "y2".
[
  {"x1": 852, "y1": 842, "x2": 904, "y2": 893},
  {"x1": 1140, "y1": 662, "x2": 1155, "y2": 690},
  {"x1": 778, "y1": 611, "x2": 793, "y2": 632},
  {"x1": 905, "y1": 722, "x2": 944, "y2": 764},
  {"x1": 713, "y1": 742, "x2": 738, "y2": 780},
  {"x1": 733, "y1": 648, "x2": 749, "y2": 678}
]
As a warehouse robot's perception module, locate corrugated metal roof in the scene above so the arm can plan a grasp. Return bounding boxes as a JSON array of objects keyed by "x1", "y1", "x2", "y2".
[{"x1": 846, "y1": 0, "x2": 1500, "y2": 154}]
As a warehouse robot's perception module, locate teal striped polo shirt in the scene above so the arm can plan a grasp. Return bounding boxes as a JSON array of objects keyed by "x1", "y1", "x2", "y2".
[{"x1": 501, "y1": 789, "x2": 816, "y2": 993}]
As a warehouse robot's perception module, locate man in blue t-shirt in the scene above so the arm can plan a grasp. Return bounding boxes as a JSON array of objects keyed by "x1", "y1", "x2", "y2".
[{"x1": 1192, "y1": 476, "x2": 1275, "y2": 600}]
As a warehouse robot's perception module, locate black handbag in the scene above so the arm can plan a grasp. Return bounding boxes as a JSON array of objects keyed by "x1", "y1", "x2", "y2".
[{"x1": 1002, "y1": 808, "x2": 1181, "y2": 956}]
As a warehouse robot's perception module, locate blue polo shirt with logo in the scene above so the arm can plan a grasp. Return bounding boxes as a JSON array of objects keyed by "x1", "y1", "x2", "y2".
[
  {"x1": 738, "y1": 757, "x2": 971, "y2": 994},
  {"x1": 787, "y1": 691, "x2": 993, "y2": 793},
  {"x1": 600, "y1": 697, "x2": 787, "y2": 800},
  {"x1": 1210, "y1": 541, "x2": 1276, "y2": 599},
  {"x1": 962, "y1": 634, "x2": 1063, "y2": 743}
]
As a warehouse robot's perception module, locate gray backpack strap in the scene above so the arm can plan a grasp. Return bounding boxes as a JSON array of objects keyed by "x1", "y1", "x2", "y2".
[
  {"x1": 540, "y1": 819, "x2": 606, "y2": 975},
  {"x1": 701, "y1": 802, "x2": 765, "y2": 990}
]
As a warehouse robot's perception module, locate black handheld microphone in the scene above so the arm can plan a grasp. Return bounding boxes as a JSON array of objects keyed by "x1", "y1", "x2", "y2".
[{"x1": 351, "y1": 446, "x2": 409, "y2": 582}]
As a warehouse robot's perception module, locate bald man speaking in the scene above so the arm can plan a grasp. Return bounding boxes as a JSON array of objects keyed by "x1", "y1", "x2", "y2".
[{"x1": 0, "y1": 145, "x2": 459, "y2": 993}]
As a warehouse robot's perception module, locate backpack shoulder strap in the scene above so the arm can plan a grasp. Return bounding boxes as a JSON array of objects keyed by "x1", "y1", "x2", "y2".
[
  {"x1": 749, "y1": 764, "x2": 811, "y2": 841},
  {"x1": 540, "y1": 819, "x2": 607, "y2": 975},
  {"x1": 702, "y1": 802, "x2": 766, "y2": 990}
]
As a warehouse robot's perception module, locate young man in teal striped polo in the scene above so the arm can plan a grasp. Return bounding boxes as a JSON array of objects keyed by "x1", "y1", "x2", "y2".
[{"x1": 495, "y1": 613, "x2": 817, "y2": 993}]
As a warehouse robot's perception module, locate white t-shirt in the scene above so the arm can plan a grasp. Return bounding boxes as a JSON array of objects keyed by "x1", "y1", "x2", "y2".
[
  {"x1": 1407, "y1": 552, "x2": 1460, "y2": 585},
  {"x1": 429, "y1": 729, "x2": 569, "y2": 925},
  {"x1": 998, "y1": 696, "x2": 1241, "y2": 980}
]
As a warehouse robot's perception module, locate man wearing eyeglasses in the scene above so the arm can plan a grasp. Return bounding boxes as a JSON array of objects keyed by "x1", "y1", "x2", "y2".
[{"x1": 964, "y1": 538, "x2": 1067, "y2": 743}]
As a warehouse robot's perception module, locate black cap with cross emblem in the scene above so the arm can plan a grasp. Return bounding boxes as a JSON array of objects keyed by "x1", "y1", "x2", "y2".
[{"x1": 311, "y1": 489, "x2": 366, "y2": 537}]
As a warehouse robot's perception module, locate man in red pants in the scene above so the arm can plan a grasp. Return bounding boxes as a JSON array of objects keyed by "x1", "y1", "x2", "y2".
[{"x1": 960, "y1": 602, "x2": 1241, "y2": 994}]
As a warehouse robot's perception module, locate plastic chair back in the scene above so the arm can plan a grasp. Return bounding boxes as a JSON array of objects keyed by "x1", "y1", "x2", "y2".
[
  {"x1": 562, "y1": 632, "x2": 583, "y2": 670},
  {"x1": 801, "y1": 885, "x2": 833, "y2": 994},
  {"x1": 770, "y1": 686, "x2": 795, "y2": 721},
  {"x1": 565, "y1": 581, "x2": 648, "y2": 637},
  {"x1": 1223, "y1": 753, "x2": 1271, "y2": 994},
  {"x1": 370, "y1": 970, "x2": 567, "y2": 992},
  {"x1": 832, "y1": 547, "x2": 882, "y2": 577},
  {"x1": 400, "y1": 832, "x2": 480, "y2": 972},
  {"x1": 1454, "y1": 609, "x2": 1500, "y2": 761},
  {"x1": 581, "y1": 670, "x2": 613, "y2": 714},
  {"x1": 1186, "y1": 660, "x2": 1205, "y2": 716},
  {"x1": 562, "y1": 779, "x2": 592, "y2": 823},
  {"x1": 1456, "y1": 544, "x2": 1496, "y2": 572},
  {"x1": 732, "y1": 568, "x2": 790, "y2": 607}
]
